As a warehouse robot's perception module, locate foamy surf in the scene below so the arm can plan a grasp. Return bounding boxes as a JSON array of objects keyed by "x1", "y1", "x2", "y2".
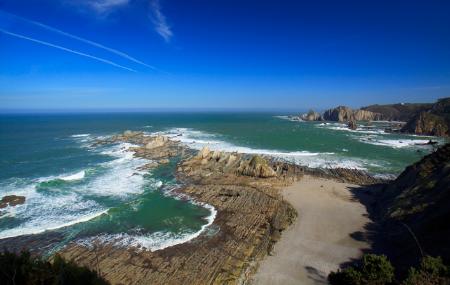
[
  {"x1": 77, "y1": 203, "x2": 217, "y2": 252},
  {"x1": 0, "y1": 208, "x2": 109, "y2": 239},
  {"x1": 60, "y1": 170, "x2": 86, "y2": 181},
  {"x1": 359, "y1": 138, "x2": 439, "y2": 148},
  {"x1": 71, "y1": 134, "x2": 90, "y2": 138},
  {"x1": 161, "y1": 128, "x2": 369, "y2": 170},
  {"x1": 0, "y1": 142, "x2": 150, "y2": 240}
]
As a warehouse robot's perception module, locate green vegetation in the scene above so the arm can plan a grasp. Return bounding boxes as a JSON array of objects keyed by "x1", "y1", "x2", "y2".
[
  {"x1": 0, "y1": 250, "x2": 109, "y2": 285},
  {"x1": 328, "y1": 254, "x2": 450, "y2": 285}
]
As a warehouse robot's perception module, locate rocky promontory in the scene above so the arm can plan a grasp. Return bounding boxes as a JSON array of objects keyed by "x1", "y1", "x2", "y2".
[{"x1": 58, "y1": 132, "x2": 300, "y2": 284}]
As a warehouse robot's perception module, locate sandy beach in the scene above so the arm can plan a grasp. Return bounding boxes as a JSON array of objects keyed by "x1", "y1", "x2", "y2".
[{"x1": 252, "y1": 175, "x2": 372, "y2": 284}]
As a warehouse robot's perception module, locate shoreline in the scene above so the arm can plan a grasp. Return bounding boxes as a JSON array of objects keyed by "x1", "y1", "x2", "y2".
[
  {"x1": 0, "y1": 132, "x2": 383, "y2": 284},
  {"x1": 252, "y1": 175, "x2": 375, "y2": 284}
]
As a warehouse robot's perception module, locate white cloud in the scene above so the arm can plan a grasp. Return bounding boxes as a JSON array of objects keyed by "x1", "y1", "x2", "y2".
[{"x1": 150, "y1": 0, "x2": 173, "y2": 42}]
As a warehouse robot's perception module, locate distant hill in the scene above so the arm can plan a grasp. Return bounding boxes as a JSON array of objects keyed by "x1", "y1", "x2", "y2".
[{"x1": 361, "y1": 103, "x2": 433, "y2": 122}]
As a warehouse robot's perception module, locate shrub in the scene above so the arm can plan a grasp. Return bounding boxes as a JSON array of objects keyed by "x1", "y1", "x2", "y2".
[
  {"x1": 0, "y1": 249, "x2": 109, "y2": 285},
  {"x1": 328, "y1": 254, "x2": 394, "y2": 285},
  {"x1": 402, "y1": 256, "x2": 450, "y2": 285}
]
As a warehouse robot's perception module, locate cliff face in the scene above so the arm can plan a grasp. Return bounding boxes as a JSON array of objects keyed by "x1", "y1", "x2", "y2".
[
  {"x1": 378, "y1": 143, "x2": 450, "y2": 268},
  {"x1": 401, "y1": 112, "x2": 449, "y2": 136},
  {"x1": 321, "y1": 106, "x2": 383, "y2": 122},
  {"x1": 400, "y1": 98, "x2": 450, "y2": 137}
]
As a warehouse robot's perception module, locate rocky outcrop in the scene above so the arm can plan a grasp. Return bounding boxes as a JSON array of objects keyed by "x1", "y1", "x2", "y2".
[
  {"x1": 0, "y1": 195, "x2": 25, "y2": 209},
  {"x1": 400, "y1": 98, "x2": 450, "y2": 137},
  {"x1": 401, "y1": 112, "x2": 449, "y2": 136},
  {"x1": 145, "y1": 135, "x2": 169, "y2": 149},
  {"x1": 237, "y1": 155, "x2": 277, "y2": 178},
  {"x1": 353, "y1": 109, "x2": 383, "y2": 121},
  {"x1": 301, "y1": 110, "x2": 322, "y2": 121},
  {"x1": 59, "y1": 135, "x2": 299, "y2": 285},
  {"x1": 322, "y1": 106, "x2": 383, "y2": 122},
  {"x1": 322, "y1": 106, "x2": 354, "y2": 122},
  {"x1": 348, "y1": 120, "x2": 357, "y2": 130}
]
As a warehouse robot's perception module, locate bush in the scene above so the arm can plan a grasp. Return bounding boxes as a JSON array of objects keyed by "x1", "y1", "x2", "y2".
[
  {"x1": 329, "y1": 254, "x2": 450, "y2": 285},
  {"x1": 0, "y1": 249, "x2": 109, "y2": 285},
  {"x1": 328, "y1": 254, "x2": 394, "y2": 285},
  {"x1": 402, "y1": 256, "x2": 450, "y2": 285}
]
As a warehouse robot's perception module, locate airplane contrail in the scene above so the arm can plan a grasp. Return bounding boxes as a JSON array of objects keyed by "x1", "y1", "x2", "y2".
[
  {"x1": 0, "y1": 28, "x2": 136, "y2": 72},
  {"x1": 1, "y1": 10, "x2": 160, "y2": 71}
]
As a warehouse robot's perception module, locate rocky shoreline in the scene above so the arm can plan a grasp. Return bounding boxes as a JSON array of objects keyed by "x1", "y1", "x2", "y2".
[
  {"x1": 0, "y1": 131, "x2": 385, "y2": 285},
  {"x1": 57, "y1": 131, "x2": 383, "y2": 285}
]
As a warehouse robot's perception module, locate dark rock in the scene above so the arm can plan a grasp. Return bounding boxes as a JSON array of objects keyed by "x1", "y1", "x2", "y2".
[{"x1": 0, "y1": 195, "x2": 25, "y2": 209}]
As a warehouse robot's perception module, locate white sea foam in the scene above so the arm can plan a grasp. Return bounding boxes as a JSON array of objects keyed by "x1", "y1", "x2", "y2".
[
  {"x1": 160, "y1": 128, "x2": 369, "y2": 170},
  {"x1": 0, "y1": 142, "x2": 148, "y2": 239},
  {"x1": 60, "y1": 170, "x2": 85, "y2": 181},
  {"x1": 274, "y1": 115, "x2": 304, "y2": 122},
  {"x1": 71, "y1": 134, "x2": 90, "y2": 138},
  {"x1": 78, "y1": 202, "x2": 217, "y2": 252},
  {"x1": 0, "y1": 206, "x2": 108, "y2": 239},
  {"x1": 316, "y1": 123, "x2": 386, "y2": 134},
  {"x1": 359, "y1": 138, "x2": 437, "y2": 148}
]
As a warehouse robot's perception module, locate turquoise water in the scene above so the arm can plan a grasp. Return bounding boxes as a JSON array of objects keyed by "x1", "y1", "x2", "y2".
[{"x1": 0, "y1": 113, "x2": 445, "y2": 251}]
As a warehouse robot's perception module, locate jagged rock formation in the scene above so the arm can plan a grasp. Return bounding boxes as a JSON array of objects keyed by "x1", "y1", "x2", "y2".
[
  {"x1": 237, "y1": 155, "x2": 277, "y2": 178},
  {"x1": 322, "y1": 106, "x2": 383, "y2": 122},
  {"x1": 400, "y1": 98, "x2": 450, "y2": 137},
  {"x1": 401, "y1": 112, "x2": 448, "y2": 136},
  {"x1": 348, "y1": 120, "x2": 357, "y2": 130},
  {"x1": 301, "y1": 110, "x2": 322, "y2": 121},
  {"x1": 353, "y1": 109, "x2": 384, "y2": 121},
  {"x1": 377, "y1": 143, "x2": 450, "y2": 270},
  {"x1": 322, "y1": 106, "x2": 354, "y2": 121},
  {"x1": 145, "y1": 135, "x2": 169, "y2": 149}
]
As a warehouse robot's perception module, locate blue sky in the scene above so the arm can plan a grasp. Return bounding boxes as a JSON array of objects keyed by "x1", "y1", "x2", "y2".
[{"x1": 0, "y1": 0, "x2": 449, "y2": 111}]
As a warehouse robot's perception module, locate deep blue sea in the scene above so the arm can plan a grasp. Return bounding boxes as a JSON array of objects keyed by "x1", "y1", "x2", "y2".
[{"x1": 0, "y1": 113, "x2": 445, "y2": 252}]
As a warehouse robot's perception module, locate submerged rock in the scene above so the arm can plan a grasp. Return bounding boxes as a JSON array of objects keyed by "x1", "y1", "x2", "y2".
[{"x1": 0, "y1": 195, "x2": 25, "y2": 209}]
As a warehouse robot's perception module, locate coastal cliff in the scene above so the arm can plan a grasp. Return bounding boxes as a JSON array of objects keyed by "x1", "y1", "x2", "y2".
[
  {"x1": 297, "y1": 97, "x2": 450, "y2": 136},
  {"x1": 321, "y1": 106, "x2": 383, "y2": 122}
]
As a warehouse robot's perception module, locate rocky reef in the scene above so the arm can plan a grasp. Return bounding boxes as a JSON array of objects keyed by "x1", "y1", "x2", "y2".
[{"x1": 0, "y1": 195, "x2": 25, "y2": 209}]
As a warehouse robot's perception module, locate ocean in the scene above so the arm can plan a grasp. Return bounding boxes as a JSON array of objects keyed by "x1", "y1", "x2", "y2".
[{"x1": 0, "y1": 112, "x2": 444, "y2": 253}]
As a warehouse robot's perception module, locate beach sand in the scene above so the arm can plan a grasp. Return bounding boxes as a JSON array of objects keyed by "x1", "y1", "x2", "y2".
[{"x1": 252, "y1": 175, "x2": 372, "y2": 284}]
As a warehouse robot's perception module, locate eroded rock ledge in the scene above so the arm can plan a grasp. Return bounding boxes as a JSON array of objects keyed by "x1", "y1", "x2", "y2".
[{"x1": 58, "y1": 131, "x2": 381, "y2": 285}]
